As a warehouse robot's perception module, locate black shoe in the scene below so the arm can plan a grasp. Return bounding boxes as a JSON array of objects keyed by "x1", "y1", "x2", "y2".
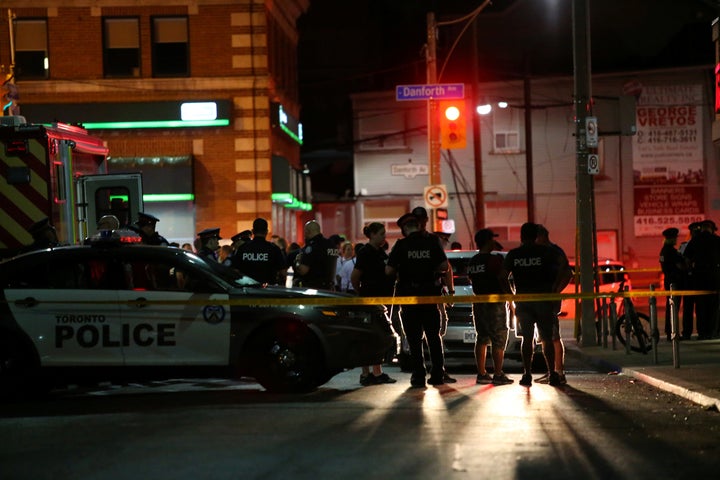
[
  {"x1": 410, "y1": 375, "x2": 426, "y2": 388},
  {"x1": 519, "y1": 373, "x2": 533, "y2": 387},
  {"x1": 427, "y1": 376, "x2": 444, "y2": 385},
  {"x1": 548, "y1": 371, "x2": 562, "y2": 387},
  {"x1": 442, "y1": 372, "x2": 457, "y2": 384},
  {"x1": 372, "y1": 373, "x2": 397, "y2": 384}
]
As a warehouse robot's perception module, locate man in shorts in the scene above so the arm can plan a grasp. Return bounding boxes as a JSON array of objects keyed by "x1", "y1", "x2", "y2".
[
  {"x1": 504, "y1": 223, "x2": 571, "y2": 387},
  {"x1": 467, "y1": 229, "x2": 513, "y2": 385}
]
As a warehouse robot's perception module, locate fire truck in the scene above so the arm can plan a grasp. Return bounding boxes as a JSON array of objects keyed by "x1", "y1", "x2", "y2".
[{"x1": 0, "y1": 116, "x2": 143, "y2": 258}]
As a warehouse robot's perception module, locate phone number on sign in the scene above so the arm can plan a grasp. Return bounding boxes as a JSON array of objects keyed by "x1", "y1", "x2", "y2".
[{"x1": 635, "y1": 215, "x2": 704, "y2": 226}]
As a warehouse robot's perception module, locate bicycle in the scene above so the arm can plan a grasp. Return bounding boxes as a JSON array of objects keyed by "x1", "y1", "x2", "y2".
[{"x1": 612, "y1": 282, "x2": 653, "y2": 354}]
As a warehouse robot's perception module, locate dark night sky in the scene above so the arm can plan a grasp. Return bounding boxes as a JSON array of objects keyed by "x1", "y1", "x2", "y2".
[{"x1": 297, "y1": 0, "x2": 718, "y2": 198}]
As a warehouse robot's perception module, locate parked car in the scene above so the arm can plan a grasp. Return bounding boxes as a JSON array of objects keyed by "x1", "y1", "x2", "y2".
[
  {"x1": 559, "y1": 260, "x2": 631, "y2": 320},
  {"x1": 0, "y1": 233, "x2": 397, "y2": 397}
]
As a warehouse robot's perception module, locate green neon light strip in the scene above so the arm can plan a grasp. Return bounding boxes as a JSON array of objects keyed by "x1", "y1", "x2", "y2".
[
  {"x1": 280, "y1": 123, "x2": 303, "y2": 145},
  {"x1": 143, "y1": 194, "x2": 195, "y2": 202},
  {"x1": 271, "y1": 192, "x2": 312, "y2": 211},
  {"x1": 81, "y1": 119, "x2": 230, "y2": 130},
  {"x1": 109, "y1": 195, "x2": 129, "y2": 202}
]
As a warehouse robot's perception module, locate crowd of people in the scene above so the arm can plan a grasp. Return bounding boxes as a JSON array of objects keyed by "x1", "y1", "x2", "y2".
[{"x1": 44, "y1": 208, "x2": 720, "y2": 390}]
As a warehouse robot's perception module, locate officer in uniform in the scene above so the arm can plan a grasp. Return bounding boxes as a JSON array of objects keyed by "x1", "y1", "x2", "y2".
[
  {"x1": 659, "y1": 227, "x2": 685, "y2": 341},
  {"x1": 293, "y1": 220, "x2": 339, "y2": 290},
  {"x1": 504, "y1": 222, "x2": 570, "y2": 387},
  {"x1": 386, "y1": 213, "x2": 455, "y2": 387},
  {"x1": 196, "y1": 227, "x2": 222, "y2": 263},
  {"x1": 232, "y1": 218, "x2": 286, "y2": 285},
  {"x1": 467, "y1": 228, "x2": 514, "y2": 385},
  {"x1": 680, "y1": 222, "x2": 702, "y2": 338},
  {"x1": 131, "y1": 212, "x2": 169, "y2": 246},
  {"x1": 24, "y1": 217, "x2": 60, "y2": 252},
  {"x1": 683, "y1": 220, "x2": 720, "y2": 339}
]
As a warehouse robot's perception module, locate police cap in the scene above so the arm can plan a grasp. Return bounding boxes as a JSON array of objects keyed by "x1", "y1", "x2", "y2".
[
  {"x1": 702, "y1": 219, "x2": 718, "y2": 232},
  {"x1": 198, "y1": 227, "x2": 221, "y2": 240},
  {"x1": 137, "y1": 212, "x2": 160, "y2": 226},
  {"x1": 689, "y1": 222, "x2": 702, "y2": 232},
  {"x1": 474, "y1": 228, "x2": 499, "y2": 247},
  {"x1": 412, "y1": 206, "x2": 429, "y2": 220},
  {"x1": 662, "y1": 227, "x2": 679, "y2": 239},
  {"x1": 231, "y1": 230, "x2": 252, "y2": 242},
  {"x1": 397, "y1": 213, "x2": 418, "y2": 229}
]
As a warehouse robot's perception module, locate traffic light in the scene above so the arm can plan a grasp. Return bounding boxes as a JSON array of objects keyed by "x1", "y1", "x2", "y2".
[{"x1": 439, "y1": 100, "x2": 467, "y2": 149}]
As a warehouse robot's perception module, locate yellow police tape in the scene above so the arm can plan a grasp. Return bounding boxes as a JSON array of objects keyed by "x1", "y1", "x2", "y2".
[{"x1": 3, "y1": 289, "x2": 715, "y2": 307}]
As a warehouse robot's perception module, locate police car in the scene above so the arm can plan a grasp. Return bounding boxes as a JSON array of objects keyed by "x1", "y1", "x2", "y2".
[{"x1": 0, "y1": 233, "x2": 397, "y2": 396}]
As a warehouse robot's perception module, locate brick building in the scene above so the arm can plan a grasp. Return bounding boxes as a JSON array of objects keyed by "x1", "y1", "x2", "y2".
[{"x1": 0, "y1": 0, "x2": 310, "y2": 245}]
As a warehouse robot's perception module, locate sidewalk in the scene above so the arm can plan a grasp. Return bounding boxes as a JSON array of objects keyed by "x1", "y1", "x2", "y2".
[{"x1": 562, "y1": 320, "x2": 720, "y2": 411}]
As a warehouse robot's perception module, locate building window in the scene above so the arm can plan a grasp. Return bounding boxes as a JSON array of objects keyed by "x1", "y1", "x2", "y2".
[
  {"x1": 14, "y1": 19, "x2": 48, "y2": 79},
  {"x1": 152, "y1": 16, "x2": 189, "y2": 77},
  {"x1": 103, "y1": 17, "x2": 140, "y2": 78},
  {"x1": 491, "y1": 107, "x2": 522, "y2": 154}
]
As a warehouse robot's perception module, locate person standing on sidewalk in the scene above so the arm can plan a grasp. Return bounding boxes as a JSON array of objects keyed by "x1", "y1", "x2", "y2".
[
  {"x1": 386, "y1": 213, "x2": 455, "y2": 387},
  {"x1": 351, "y1": 223, "x2": 397, "y2": 386},
  {"x1": 467, "y1": 228, "x2": 514, "y2": 385},
  {"x1": 659, "y1": 227, "x2": 686, "y2": 341},
  {"x1": 682, "y1": 220, "x2": 720, "y2": 339},
  {"x1": 504, "y1": 222, "x2": 571, "y2": 387}
]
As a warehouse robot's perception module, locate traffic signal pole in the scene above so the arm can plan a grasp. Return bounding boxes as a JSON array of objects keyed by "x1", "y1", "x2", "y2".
[
  {"x1": 573, "y1": 0, "x2": 597, "y2": 346},
  {"x1": 427, "y1": 12, "x2": 441, "y2": 186}
]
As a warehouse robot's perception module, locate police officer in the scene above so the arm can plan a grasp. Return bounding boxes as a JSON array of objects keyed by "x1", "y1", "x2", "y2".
[
  {"x1": 504, "y1": 222, "x2": 570, "y2": 387},
  {"x1": 222, "y1": 230, "x2": 252, "y2": 266},
  {"x1": 683, "y1": 220, "x2": 720, "y2": 339},
  {"x1": 232, "y1": 218, "x2": 286, "y2": 285},
  {"x1": 680, "y1": 222, "x2": 702, "y2": 339},
  {"x1": 24, "y1": 217, "x2": 60, "y2": 252},
  {"x1": 386, "y1": 213, "x2": 455, "y2": 387},
  {"x1": 131, "y1": 212, "x2": 169, "y2": 246},
  {"x1": 293, "y1": 220, "x2": 339, "y2": 290},
  {"x1": 660, "y1": 227, "x2": 685, "y2": 341},
  {"x1": 196, "y1": 227, "x2": 222, "y2": 263},
  {"x1": 467, "y1": 228, "x2": 513, "y2": 385}
]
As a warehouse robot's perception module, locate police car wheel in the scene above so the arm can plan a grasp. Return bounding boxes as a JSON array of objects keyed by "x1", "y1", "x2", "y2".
[
  {"x1": 0, "y1": 335, "x2": 46, "y2": 400},
  {"x1": 249, "y1": 323, "x2": 324, "y2": 393}
]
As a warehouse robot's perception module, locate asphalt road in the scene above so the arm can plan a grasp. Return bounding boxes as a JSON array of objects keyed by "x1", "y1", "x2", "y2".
[{"x1": 2, "y1": 353, "x2": 719, "y2": 480}]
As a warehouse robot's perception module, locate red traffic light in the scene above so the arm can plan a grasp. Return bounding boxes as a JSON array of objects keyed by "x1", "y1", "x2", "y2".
[{"x1": 439, "y1": 101, "x2": 467, "y2": 149}]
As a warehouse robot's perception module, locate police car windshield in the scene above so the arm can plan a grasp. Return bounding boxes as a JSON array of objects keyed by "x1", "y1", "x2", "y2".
[{"x1": 183, "y1": 251, "x2": 263, "y2": 287}]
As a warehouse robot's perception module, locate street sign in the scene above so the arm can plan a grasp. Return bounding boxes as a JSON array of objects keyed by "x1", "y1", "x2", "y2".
[
  {"x1": 424, "y1": 184, "x2": 448, "y2": 209},
  {"x1": 588, "y1": 154, "x2": 600, "y2": 175},
  {"x1": 396, "y1": 84, "x2": 465, "y2": 101}
]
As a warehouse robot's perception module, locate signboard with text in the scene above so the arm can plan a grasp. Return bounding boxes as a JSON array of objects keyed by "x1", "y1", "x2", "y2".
[
  {"x1": 631, "y1": 84, "x2": 705, "y2": 236},
  {"x1": 396, "y1": 84, "x2": 465, "y2": 101}
]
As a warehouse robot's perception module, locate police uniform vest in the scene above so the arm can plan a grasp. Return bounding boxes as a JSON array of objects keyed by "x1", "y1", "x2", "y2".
[
  {"x1": 503, "y1": 243, "x2": 560, "y2": 293},
  {"x1": 659, "y1": 244, "x2": 685, "y2": 288},
  {"x1": 354, "y1": 244, "x2": 394, "y2": 297},
  {"x1": 297, "y1": 234, "x2": 339, "y2": 289},
  {"x1": 232, "y1": 237, "x2": 285, "y2": 285},
  {"x1": 387, "y1": 231, "x2": 446, "y2": 296},
  {"x1": 467, "y1": 252, "x2": 505, "y2": 294}
]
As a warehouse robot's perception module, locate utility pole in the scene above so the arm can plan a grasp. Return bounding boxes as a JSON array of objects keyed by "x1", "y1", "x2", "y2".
[
  {"x1": 471, "y1": 19, "x2": 484, "y2": 231},
  {"x1": 573, "y1": 0, "x2": 597, "y2": 346},
  {"x1": 427, "y1": 12, "x2": 441, "y2": 186}
]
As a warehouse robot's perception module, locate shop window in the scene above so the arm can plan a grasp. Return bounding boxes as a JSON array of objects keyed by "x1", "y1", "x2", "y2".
[
  {"x1": 14, "y1": 18, "x2": 48, "y2": 79},
  {"x1": 103, "y1": 17, "x2": 140, "y2": 78},
  {"x1": 152, "y1": 16, "x2": 189, "y2": 77}
]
